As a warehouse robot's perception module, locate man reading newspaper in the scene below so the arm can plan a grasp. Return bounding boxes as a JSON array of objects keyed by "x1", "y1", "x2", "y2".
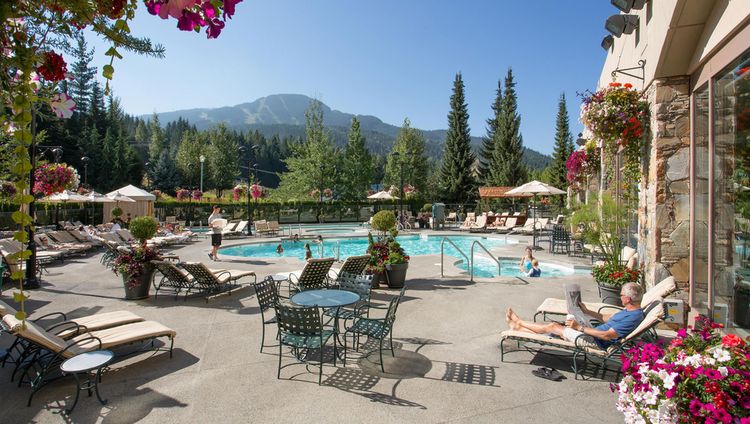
[{"x1": 505, "y1": 282, "x2": 645, "y2": 349}]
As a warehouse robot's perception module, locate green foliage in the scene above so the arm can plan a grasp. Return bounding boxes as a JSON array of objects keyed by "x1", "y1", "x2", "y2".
[
  {"x1": 547, "y1": 93, "x2": 574, "y2": 202},
  {"x1": 339, "y1": 117, "x2": 373, "y2": 200},
  {"x1": 383, "y1": 118, "x2": 430, "y2": 193},
  {"x1": 148, "y1": 113, "x2": 165, "y2": 164},
  {"x1": 439, "y1": 73, "x2": 476, "y2": 203},
  {"x1": 206, "y1": 124, "x2": 240, "y2": 196},
  {"x1": 421, "y1": 203, "x2": 433, "y2": 213},
  {"x1": 592, "y1": 262, "x2": 641, "y2": 288},
  {"x1": 151, "y1": 150, "x2": 182, "y2": 195},
  {"x1": 490, "y1": 68, "x2": 528, "y2": 187},
  {"x1": 175, "y1": 130, "x2": 207, "y2": 188},
  {"x1": 479, "y1": 80, "x2": 503, "y2": 184},
  {"x1": 128, "y1": 216, "x2": 158, "y2": 244},
  {"x1": 371, "y1": 210, "x2": 396, "y2": 233},
  {"x1": 111, "y1": 207, "x2": 123, "y2": 217},
  {"x1": 569, "y1": 193, "x2": 629, "y2": 270}
]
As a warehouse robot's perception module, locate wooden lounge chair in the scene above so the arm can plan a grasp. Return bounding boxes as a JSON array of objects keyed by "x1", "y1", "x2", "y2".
[
  {"x1": 533, "y1": 277, "x2": 677, "y2": 322},
  {"x1": 1, "y1": 314, "x2": 175, "y2": 406},
  {"x1": 500, "y1": 301, "x2": 667, "y2": 379},
  {"x1": 180, "y1": 262, "x2": 256, "y2": 301}
]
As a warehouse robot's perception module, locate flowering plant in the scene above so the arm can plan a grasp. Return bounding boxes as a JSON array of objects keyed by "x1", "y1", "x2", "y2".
[
  {"x1": 592, "y1": 262, "x2": 641, "y2": 288},
  {"x1": 175, "y1": 188, "x2": 190, "y2": 201},
  {"x1": 233, "y1": 184, "x2": 247, "y2": 201},
  {"x1": 0, "y1": 181, "x2": 17, "y2": 199},
  {"x1": 566, "y1": 141, "x2": 601, "y2": 190},
  {"x1": 251, "y1": 183, "x2": 263, "y2": 200},
  {"x1": 365, "y1": 230, "x2": 410, "y2": 274},
  {"x1": 614, "y1": 316, "x2": 750, "y2": 424},
  {"x1": 309, "y1": 188, "x2": 320, "y2": 199},
  {"x1": 580, "y1": 82, "x2": 649, "y2": 191},
  {"x1": 33, "y1": 163, "x2": 79, "y2": 196},
  {"x1": 151, "y1": 189, "x2": 163, "y2": 199},
  {"x1": 191, "y1": 189, "x2": 203, "y2": 200},
  {"x1": 322, "y1": 188, "x2": 333, "y2": 199},
  {"x1": 111, "y1": 245, "x2": 161, "y2": 289}
]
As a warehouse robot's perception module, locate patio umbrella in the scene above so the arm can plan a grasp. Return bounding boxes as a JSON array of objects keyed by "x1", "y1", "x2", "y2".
[
  {"x1": 367, "y1": 190, "x2": 399, "y2": 200},
  {"x1": 85, "y1": 190, "x2": 116, "y2": 203},
  {"x1": 40, "y1": 190, "x2": 91, "y2": 228},
  {"x1": 505, "y1": 181, "x2": 566, "y2": 250},
  {"x1": 106, "y1": 191, "x2": 136, "y2": 202}
]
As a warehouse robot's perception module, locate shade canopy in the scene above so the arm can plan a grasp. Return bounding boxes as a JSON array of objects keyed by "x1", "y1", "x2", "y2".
[
  {"x1": 86, "y1": 191, "x2": 116, "y2": 203},
  {"x1": 505, "y1": 180, "x2": 566, "y2": 196},
  {"x1": 106, "y1": 191, "x2": 136, "y2": 203},
  {"x1": 40, "y1": 190, "x2": 90, "y2": 203},
  {"x1": 367, "y1": 190, "x2": 399, "y2": 200},
  {"x1": 106, "y1": 184, "x2": 155, "y2": 201}
]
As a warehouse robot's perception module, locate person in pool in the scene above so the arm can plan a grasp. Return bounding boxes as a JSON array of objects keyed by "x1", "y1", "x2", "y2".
[
  {"x1": 519, "y1": 246, "x2": 534, "y2": 273},
  {"x1": 291, "y1": 234, "x2": 300, "y2": 242},
  {"x1": 276, "y1": 244, "x2": 284, "y2": 254},
  {"x1": 304, "y1": 243, "x2": 313, "y2": 260},
  {"x1": 526, "y1": 259, "x2": 541, "y2": 277}
]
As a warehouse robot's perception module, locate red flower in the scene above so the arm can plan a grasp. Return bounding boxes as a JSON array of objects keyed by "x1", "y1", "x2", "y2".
[
  {"x1": 609, "y1": 82, "x2": 622, "y2": 87},
  {"x1": 722, "y1": 334, "x2": 745, "y2": 348},
  {"x1": 37, "y1": 51, "x2": 68, "y2": 81},
  {"x1": 624, "y1": 83, "x2": 633, "y2": 88}
]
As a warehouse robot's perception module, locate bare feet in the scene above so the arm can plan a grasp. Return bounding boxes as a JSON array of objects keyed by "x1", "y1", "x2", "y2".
[
  {"x1": 505, "y1": 308, "x2": 521, "y2": 331},
  {"x1": 508, "y1": 308, "x2": 521, "y2": 323}
]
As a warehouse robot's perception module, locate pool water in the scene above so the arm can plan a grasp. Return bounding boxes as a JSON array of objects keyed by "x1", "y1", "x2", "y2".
[
  {"x1": 220, "y1": 234, "x2": 514, "y2": 262},
  {"x1": 460, "y1": 255, "x2": 578, "y2": 278}
]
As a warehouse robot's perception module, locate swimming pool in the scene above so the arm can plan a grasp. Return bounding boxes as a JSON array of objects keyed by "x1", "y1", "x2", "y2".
[
  {"x1": 458, "y1": 255, "x2": 581, "y2": 278},
  {"x1": 220, "y1": 234, "x2": 515, "y2": 262}
]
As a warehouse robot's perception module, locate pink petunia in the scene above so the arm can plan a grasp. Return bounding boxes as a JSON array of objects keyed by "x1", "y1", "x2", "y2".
[{"x1": 50, "y1": 93, "x2": 75, "y2": 119}]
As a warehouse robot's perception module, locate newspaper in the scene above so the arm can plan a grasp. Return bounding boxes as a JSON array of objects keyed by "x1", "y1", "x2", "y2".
[{"x1": 564, "y1": 283, "x2": 593, "y2": 328}]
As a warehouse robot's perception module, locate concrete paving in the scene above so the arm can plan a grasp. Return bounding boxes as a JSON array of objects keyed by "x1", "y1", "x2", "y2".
[{"x1": 0, "y1": 229, "x2": 626, "y2": 423}]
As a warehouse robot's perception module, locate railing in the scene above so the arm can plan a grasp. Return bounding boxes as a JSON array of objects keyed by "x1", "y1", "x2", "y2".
[
  {"x1": 440, "y1": 237, "x2": 470, "y2": 278},
  {"x1": 471, "y1": 240, "x2": 502, "y2": 282}
]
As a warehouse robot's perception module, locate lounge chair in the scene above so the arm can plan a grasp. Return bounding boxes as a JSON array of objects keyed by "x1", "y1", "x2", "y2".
[
  {"x1": 469, "y1": 215, "x2": 488, "y2": 233},
  {"x1": 180, "y1": 262, "x2": 256, "y2": 301},
  {"x1": 514, "y1": 218, "x2": 549, "y2": 235},
  {"x1": 286, "y1": 257, "x2": 336, "y2": 294},
  {"x1": 495, "y1": 217, "x2": 518, "y2": 233},
  {"x1": 458, "y1": 217, "x2": 475, "y2": 231},
  {"x1": 34, "y1": 234, "x2": 88, "y2": 256},
  {"x1": 533, "y1": 276, "x2": 677, "y2": 322},
  {"x1": 254, "y1": 220, "x2": 271, "y2": 237},
  {"x1": 1, "y1": 314, "x2": 175, "y2": 406},
  {"x1": 267, "y1": 220, "x2": 281, "y2": 236},
  {"x1": 223, "y1": 220, "x2": 247, "y2": 237},
  {"x1": 500, "y1": 300, "x2": 667, "y2": 379},
  {"x1": 330, "y1": 254, "x2": 371, "y2": 280}
]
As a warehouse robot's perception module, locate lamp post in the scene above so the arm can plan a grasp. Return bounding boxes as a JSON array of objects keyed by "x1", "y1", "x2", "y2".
[
  {"x1": 26, "y1": 145, "x2": 63, "y2": 289},
  {"x1": 239, "y1": 145, "x2": 258, "y2": 236},
  {"x1": 81, "y1": 156, "x2": 90, "y2": 186},
  {"x1": 391, "y1": 152, "x2": 406, "y2": 222},
  {"x1": 199, "y1": 154, "x2": 205, "y2": 193}
]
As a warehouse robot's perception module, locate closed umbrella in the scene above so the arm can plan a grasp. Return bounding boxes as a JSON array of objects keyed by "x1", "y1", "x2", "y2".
[{"x1": 505, "y1": 181, "x2": 566, "y2": 249}]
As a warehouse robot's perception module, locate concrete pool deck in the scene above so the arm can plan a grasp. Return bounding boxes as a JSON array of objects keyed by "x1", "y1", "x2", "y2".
[{"x1": 0, "y1": 229, "x2": 630, "y2": 423}]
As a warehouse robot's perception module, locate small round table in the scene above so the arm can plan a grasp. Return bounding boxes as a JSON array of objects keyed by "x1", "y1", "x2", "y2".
[
  {"x1": 291, "y1": 289, "x2": 360, "y2": 308},
  {"x1": 60, "y1": 350, "x2": 114, "y2": 414}
]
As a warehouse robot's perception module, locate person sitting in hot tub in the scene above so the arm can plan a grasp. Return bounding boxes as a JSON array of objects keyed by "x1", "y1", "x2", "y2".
[
  {"x1": 519, "y1": 246, "x2": 534, "y2": 273},
  {"x1": 526, "y1": 259, "x2": 541, "y2": 277}
]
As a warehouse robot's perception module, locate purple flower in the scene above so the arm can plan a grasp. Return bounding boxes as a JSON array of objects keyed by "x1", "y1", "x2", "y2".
[{"x1": 689, "y1": 399, "x2": 704, "y2": 416}]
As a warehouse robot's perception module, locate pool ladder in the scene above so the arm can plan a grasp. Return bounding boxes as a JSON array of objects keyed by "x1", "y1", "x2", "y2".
[
  {"x1": 440, "y1": 237, "x2": 502, "y2": 282},
  {"x1": 317, "y1": 241, "x2": 341, "y2": 261}
]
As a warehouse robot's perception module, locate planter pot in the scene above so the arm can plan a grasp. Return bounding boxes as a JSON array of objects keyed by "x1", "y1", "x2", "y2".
[
  {"x1": 122, "y1": 263, "x2": 155, "y2": 300},
  {"x1": 369, "y1": 272, "x2": 384, "y2": 289},
  {"x1": 597, "y1": 282, "x2": 623, "y2": 306},
  {"x1": 384, "y1": 263, "x2": 409, "y2": 289},
  {"x1": 734, "y1": 286, "x2": 750, "y2": 328}
]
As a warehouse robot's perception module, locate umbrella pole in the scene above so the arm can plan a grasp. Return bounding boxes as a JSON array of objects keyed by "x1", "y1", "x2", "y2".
[{"x1": 532, "y1": 195, "x2": 542, "y2": 251}]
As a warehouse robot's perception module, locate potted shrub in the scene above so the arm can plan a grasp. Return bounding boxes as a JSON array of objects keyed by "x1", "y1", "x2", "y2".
[
  {"x1": 111, "y1": 216, "x2": 160, "y2": 300},
  {"x1": 571, "y1": 193, "x2": 640, "y2": 305},
  {"x1": 111, "y1": 206, "x2": 123, "y2": 219},
  {"x1": 366, "y1": 211, "x2": 410, "y2": 288}
]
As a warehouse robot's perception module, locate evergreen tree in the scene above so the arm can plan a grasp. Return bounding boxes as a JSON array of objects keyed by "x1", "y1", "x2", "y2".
[
  {"x1": 151, "y1": 150, "x2": 182, "y2": 195},
  {"x1": 439, "y1": 73, "x2": 476, "y2": 203},
  {"x1": 275, "y1": 100, "x2": 339, "y2": 199},
  {"x1": 340, "y1": 117, "x2": 373, "y2": 200},
  {"x1": 68, "y1": 33, "x2": 96, "y2": 114},
  {"x1": 547, "y1": 93, "x2": 574, "y2": 194},
  {"x1": 88, "y1": 80, "x2": 106, "y2": 133},
  {"x1": 206, "y1": 124, "x2": 240, "y2": 196},
  {"x1": 148, "y1": 113, "x2": 165, "y2": 163},
  {"x1": 491, "y1": 68, "x2": 527, "y2": 186},
  {"x1": 383, "y1": 118, "x2": 429, "y2": 193},
  {"x1": 478, "y1": 80, "x2": 502, "y2": 184}
]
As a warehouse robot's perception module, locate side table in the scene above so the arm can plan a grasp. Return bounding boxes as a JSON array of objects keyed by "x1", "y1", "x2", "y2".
[{"x1": 60, "y1": 350, "x2": 114, "y2": 414}]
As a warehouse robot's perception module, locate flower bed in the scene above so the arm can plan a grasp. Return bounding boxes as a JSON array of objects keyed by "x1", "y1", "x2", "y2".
[{"x1": 615, "y1": 316, "x2": 750, "y2": 423}]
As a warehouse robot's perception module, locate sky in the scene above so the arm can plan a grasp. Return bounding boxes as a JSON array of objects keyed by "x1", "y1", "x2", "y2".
[{"x1": 87, "y1": 0, "x2": 616, "y2": 155}]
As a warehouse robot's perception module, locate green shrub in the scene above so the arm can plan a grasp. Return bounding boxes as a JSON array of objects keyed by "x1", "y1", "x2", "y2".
[
  {"x1": 371, "y1": 210, "x2": 396, "y2": 232},
  {"x1": 129, "y1": 216, "x2": 158, "y2": 244},
  {"x1": 111, "y1": 206, "x2": 123, "y2": 217},
  {"x1": 421, "y1": 203, "x2": 433, "y2": 213}
]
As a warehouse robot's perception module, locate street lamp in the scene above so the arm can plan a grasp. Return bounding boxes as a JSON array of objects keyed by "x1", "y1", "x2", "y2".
[
  {"x1": 239, "y1": 145, "x2": 258, "y2": 236},
  {"x1": 81, "y1": 156, "x2": 90, "y2": 186},
  {"x1": 199, "y1": 154, "x2": 205, "y2": 193},
  {"x1": 26, "y1": 145, "x2": 63, "y2": 289}
]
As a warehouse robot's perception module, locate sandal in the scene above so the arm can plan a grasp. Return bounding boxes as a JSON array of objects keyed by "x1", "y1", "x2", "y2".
[{"x1": 532, "y1": 367, "x2": 564, "y2": 381}]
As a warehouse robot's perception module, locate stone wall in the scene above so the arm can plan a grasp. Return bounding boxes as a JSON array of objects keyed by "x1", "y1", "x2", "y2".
[{"x1": 640, "y1": 76, "x2": 691, "y2": 293}]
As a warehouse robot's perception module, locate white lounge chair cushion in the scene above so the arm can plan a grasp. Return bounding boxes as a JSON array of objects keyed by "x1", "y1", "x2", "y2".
[
  {"x1": 2, "y1": 315, "x2": 86, "y2": 358},
  {"x1": 58, "y1": 311, "x2": 145, "y2": 338},
  {"x1": 71, "y1": 320, "x2": 176, "y2": 351}
]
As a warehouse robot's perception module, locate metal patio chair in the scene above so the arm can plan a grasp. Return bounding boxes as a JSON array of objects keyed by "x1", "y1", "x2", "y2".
[{"x1": 275, "y1": 303, "x2": 336, "y2": 385}]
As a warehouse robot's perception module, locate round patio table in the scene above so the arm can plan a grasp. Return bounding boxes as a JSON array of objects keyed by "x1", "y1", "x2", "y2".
[
  {"x1": 60, "y1": 350, "x2": 114, "y2": 414},
  {"x1": 290, "y1": 289, "x2": 360, "y2": 308}
]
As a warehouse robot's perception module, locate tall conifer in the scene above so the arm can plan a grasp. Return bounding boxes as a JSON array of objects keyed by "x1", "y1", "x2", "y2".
[
  {"x1": 479, "y1": 80, "x2": 502, "y2": 185},
  {"x1": 548, "y1": 93, "x2": 574, "y2": 194},
  {"x1": 439, "y1": 73, "x2": 476, "y2": 203},
  {"x1": 491, "y1": 68, "x2": 527, "y2": 186},
  {"x1": 340, "y1": 117, "x2": 373, "y2": 200}
]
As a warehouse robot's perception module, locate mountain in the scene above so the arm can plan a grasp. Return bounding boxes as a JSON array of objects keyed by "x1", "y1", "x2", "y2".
[{"x1": 147, "y1": 94, "x2": 552, "y2": 169}]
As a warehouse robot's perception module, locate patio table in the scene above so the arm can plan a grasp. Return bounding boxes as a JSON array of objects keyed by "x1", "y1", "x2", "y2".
[{"x1": 291, "y1": 289, "x2": 360, "y2": 358}]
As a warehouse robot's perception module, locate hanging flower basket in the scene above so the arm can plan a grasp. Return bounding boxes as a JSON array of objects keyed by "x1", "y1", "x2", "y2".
[
  {"x1": 566, "y1": 141, "x2": 601, "y2": 190},
  {"x1": 580, "y1": 82, "x2": 649, "y2": 189},
  {"x1": 251, "y1": 183, "x2": 263, "y2": 200},
  {"x1": 33, "y1": 163, "x2": 79, "y2": 196},
  {"x1": 233, "y1": 184, "x2": 247, "y2": 201}
]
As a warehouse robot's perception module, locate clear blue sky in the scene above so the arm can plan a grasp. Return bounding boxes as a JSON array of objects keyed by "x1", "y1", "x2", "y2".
[{"x1": 88, "y1": 0, "x2": 615, "y2": 155}]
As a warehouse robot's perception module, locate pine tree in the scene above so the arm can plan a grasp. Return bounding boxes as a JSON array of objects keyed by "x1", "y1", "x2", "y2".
[
  {"x1": 340, "y1": 117, "x2": 373, "y2": 200},
  {"x1": 148, "y1": 113, "x2": 165, "y2": 164},
  {"x1": 439, "y1": 73, "x2": 476, "y2": 203},
  {"x1": 151, "y1": 150, "x2": 182, "y2": 195},
  {"x1": 548, "y1": 93, "x2": 574, "y2": 194},
  {"x1": 478, "y1": 80, "x2": 503, "y2": 185},
  {"x1": 491, "y1": 68, "x2": 527, "y2": 186},
  {"x1": 383, "y1": 118, "x2": 430, "y2": 193},
  {"x1": 68, "y1": 33, "x2": 96, "y2": 114},
  {"x1": 88, "y1": 80, "x2": 106, "y2": 133}
]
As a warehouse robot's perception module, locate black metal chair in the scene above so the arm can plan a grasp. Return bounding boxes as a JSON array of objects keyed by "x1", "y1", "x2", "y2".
[
  {"x1": 275, "y1": 303, "x2": 336, "y2": 385},
  {"x1": 253, "y1": 276, "x2": 279, "y2": 353},
  {"x1": 344, "y1": 287, "x2": 405, "y2": 372},
  {"x1": 323, "y1": 272, "x2": 373, "y2": 321},
  {"x1": 550, "y1": 225, "x2": 570, "y2": 254},
  {"x1": 152, "y1": 260, "x2": 194, "y2": 299}
]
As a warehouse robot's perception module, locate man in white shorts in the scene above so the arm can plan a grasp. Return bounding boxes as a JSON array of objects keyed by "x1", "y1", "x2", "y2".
[{"x1": 505, "y1": 282, "x2": 645, "y2": 349}]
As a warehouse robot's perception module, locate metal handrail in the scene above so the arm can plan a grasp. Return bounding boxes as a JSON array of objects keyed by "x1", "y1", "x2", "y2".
[
  {"x1": 471, "y1": 240, "x2": 502, "y2": 281},
  {"x1": 440, "y1": 237, "x2": 470, "y2": 278}
]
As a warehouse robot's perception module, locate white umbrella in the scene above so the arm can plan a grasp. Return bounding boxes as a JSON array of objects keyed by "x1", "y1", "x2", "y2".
[
  {"x1": 106, "y1": 191, "x2": 135, "y2": 202},
  {"x1": 367, "y1": 190, "x2": 399, "y2": 200},
  {"x1": 40, "y1": 190, "x2": 90, "y2": 203},
  {"x1": 85, "y1": 191, "x2": 116, "y2": 203},
  {"x1": 505, "y1": 181, "x2": 566, "y2": 250}
]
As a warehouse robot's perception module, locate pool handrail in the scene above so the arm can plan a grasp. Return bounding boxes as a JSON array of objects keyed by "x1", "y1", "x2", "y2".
[
  {"x1": 440, "y1": 237, "x2": 471, "y2": 279},
  {"x1": 470, "y1": 240, "x2": 502, "y2": 282}
]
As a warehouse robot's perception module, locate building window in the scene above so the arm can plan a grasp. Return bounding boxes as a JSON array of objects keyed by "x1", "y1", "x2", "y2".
[
  {"x1": 711, "y1": 48, "x2": 750, "y2": 330},
  {"x1": 692, "y1": 83, "x2": 709, "y2": 319}
]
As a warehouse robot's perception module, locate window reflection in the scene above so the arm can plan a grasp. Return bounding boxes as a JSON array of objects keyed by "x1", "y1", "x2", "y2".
[{"x1": 693, "y1": 84, "x2": 709, "y2": 318}]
